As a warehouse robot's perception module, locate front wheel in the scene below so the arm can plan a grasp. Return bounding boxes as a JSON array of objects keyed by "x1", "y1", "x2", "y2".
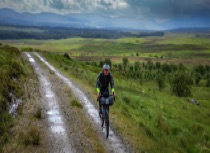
[{"x1": 104, "y1": 109, "x2": 109, "y2": 138}]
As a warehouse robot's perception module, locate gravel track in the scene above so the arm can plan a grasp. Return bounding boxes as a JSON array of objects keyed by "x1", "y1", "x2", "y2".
[{"x1": 34, "y1": 52, "x2": 130, "y2": 153}]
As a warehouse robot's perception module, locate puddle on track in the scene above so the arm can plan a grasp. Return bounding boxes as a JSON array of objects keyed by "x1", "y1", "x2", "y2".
[
  {"x1": 25, "y1": 53, "x2": 74, "y2": 153},
  {"x1": 35, "y1": 52, "x2": 129, "y2": 153}
]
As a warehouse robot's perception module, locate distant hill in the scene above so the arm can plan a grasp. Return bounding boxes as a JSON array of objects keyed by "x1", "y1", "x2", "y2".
[
  {"x1": 0, "y1": 8, "x2": 86, "y2": 28},
  {"x1": 0, "y1": 8, "x2": 145, "y2": 30},
  {"x1": 0, "y1": 8, "x2": 210, "y2": 31}
]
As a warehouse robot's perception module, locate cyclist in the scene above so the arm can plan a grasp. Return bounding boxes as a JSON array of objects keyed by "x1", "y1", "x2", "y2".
[{"x1": 96, "y1": 64, "x2": 115, "y2": 116}]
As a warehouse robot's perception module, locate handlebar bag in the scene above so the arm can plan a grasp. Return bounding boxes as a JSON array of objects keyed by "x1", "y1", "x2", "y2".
[{"x1": 100, "y1": 96, "x2": 114, "y2": 105}]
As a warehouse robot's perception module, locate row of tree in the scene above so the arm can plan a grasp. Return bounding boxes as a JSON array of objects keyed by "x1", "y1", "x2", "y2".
[{"x1": 92, "y1": 58, "x2": 210, "y2": 97}]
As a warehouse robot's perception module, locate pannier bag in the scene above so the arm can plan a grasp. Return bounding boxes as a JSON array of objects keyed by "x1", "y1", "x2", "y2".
[{"x1": 100, "y1": 96, "x2": 114, "y2": 105}]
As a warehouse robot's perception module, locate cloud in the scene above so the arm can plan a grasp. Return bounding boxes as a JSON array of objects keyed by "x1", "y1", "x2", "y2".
[
  {"x1": 0, "y1": 0, "x2": 209, "y2": 30},
  {"x1": 0, "y1": 0, "x2": 209, "y2": 18},
  {"x1": 0, "y1": 0, "x2": 128, "y2": 14},
  {"x1": 127, "y1": 0, "x2": 210, "y2": 18}
]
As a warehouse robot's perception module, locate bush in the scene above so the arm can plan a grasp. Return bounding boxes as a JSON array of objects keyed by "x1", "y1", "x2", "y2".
[
  {"x1": 104, "y1": 58, "x2": 112, "y2": 68},
  {"x1": 156, "y1": 70, "x2": 165, "y2": 91},
  {"x1": 118, "y1": 64, "x2": 122, "y2": 71},
  {"x1": 63, "y1": 53, "x2": 72, "y2": 61},
  {"x1": 206, "y1": 78, "x2": 210, "y2": 87},
  {"x1": 194, "y1": 72, "x2": 202, "y2": 86},
  {"x1": 122, "y1": 57, "x2": 129, "y2": 70},
  {"x1": 136, "y1": 52, "x2": 139, "y2": 56},
  {"x1": 134, "y1": 62, "x2": 141, "y2": 71},
  {"x1": 170, "y1": 71, "x2": 192, "y2": 97}
]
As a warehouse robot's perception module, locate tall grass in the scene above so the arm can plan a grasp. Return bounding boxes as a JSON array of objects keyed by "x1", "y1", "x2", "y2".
[
  {"x1": 19, "y1": 125, "x2": 40, "y2": 146},
  {"x1": 0, "y1": 44, "x2": 28, "y2": 151}
]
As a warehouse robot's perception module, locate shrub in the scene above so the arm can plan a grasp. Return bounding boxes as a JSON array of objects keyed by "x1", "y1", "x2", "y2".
[
  {"x1": 134, "y1": 61, "x2": 141, "y2": 71},
  {"x1": 63, "y1": 53, "x2": 72, "y2": 61},
  {"x1": 104, "y1": 58, "x2": 112, "y2": 68},
  {"x1": 194, "y1": 72, "x2": 202, "y2": 86},
  {"x1": 161, "y1": 63, "x2": 172, "y2": 73},
  {"x1": 170, "y1": 71, "x2": 192, "y2": 97},
  {"x1": 118, "y1": 64, "x2": 122, "y2": 71},
  {"x1": 156, "y1": 70, "x2": 165, "y2": 91},
  {"x1": 136, "y1": 52, "x2": 139, "y2": 56},
  {"x1": 122, "y1": 57, "x2": 129, "y2": 70},
  {"x1": 207, "y1": 78, "x2": 210, "y2": 87}
]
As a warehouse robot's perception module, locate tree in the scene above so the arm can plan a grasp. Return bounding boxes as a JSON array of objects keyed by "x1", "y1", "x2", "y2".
[
  {"x1": 122, "y1": 57, "x2": 129, "y2": 71},
  {"x1": 137, "y1": 70, "x2": 143, "y2": 85},
  {"x1": 206, "y1": 73, "x2": 210, "y2": 87},
  {"x1": 205, "y1": 65, "x2": 210, "y2": 73},
  {"x1": 170, "y1": 71, "x2": 192, "y2": 97},
  {"x1": 136, "y1": 52, "x2": 139, "y2": 56},
  {"x1": 195, "y1": 65, "x2": 206, "y2": 76},
  {"x1": 155, "y1": 62, "x2": 161, "y2": 69},
  {"x1": 104, "y1": 58, "x2": 112, "y2": 68},
  {"x1": 134, "y1": 61, "x2": 141, "y2": 71},
  {"x1": 147, "y1": 60, "x2": 153, "y2": 71},
  {"x1": 194, "y1": 72, "x2": 202, "y2": 86},
  {"x1": 99, "y1": 61, "x2": 103, "y2": 67},
  {"x1": 118, "y1": 64, "x2": 122, "y2": 72},
  {"x1": 63, "y1": 53, "x2": 72, "y2": 61},
  {"x1": 161, "y1": 63, "x2": 171, "y2": 73},
  {"x1": 156, "y1": 70, "x2": 165, "y2": 91}
]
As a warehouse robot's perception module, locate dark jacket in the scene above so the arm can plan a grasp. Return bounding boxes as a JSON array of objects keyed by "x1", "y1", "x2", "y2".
[{"x1": 96, "y1": 72, "x2": 114, "y2": 92}]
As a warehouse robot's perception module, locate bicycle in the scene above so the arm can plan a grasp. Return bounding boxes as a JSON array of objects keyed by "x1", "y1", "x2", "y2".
[{"x1": 97, "y1": 94, "x2": 115, "y2": 138}]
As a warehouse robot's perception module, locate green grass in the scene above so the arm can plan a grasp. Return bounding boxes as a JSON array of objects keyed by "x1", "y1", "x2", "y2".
[
  {"x1": 41, "y1": 52, "x2": 210, "y2": 153},
  {"x1": 19, "y1": 125, "x2": 40, "y2": 146},
  {"x1": 0, "y1": 43, "x2": 29, "y2": 151},
  {"x1": 70, "y1": 99, "x2": 83, "y2": 109}
]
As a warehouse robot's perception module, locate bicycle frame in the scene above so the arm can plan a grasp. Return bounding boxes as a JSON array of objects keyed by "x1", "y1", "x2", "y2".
[{"x1": 98, "y1": 95, "x2": 114, "y2": 138}]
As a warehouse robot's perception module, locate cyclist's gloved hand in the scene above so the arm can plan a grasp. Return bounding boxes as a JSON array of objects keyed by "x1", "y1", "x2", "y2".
[{"x1": 112, "y1": 92, "x2": 115, "y2": 101}]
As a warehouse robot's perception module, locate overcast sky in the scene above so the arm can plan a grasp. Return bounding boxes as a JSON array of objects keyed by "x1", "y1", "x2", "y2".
[{"x1": 0, "y1": 0, "x2": 210, "y2": 29}]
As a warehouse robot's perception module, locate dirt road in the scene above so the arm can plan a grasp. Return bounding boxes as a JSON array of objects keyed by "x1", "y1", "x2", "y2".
[{"x1": 25, "y1": 52, "x2": 130, "y2": 153}]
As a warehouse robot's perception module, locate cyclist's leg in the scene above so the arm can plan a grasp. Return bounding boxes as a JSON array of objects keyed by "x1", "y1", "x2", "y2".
[{"x1": 99, "y1": 90, "x2": 103, "y2": 116}]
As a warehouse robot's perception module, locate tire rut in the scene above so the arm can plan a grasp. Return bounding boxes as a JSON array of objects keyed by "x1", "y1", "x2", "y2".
[{"x1": 25, "y1": 53, "x2": 75, "y2": 153}]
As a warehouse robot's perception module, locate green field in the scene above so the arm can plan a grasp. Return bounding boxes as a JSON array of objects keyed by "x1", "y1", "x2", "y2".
[
  {"x1": 40, "y1": 51, "x2": 210, "y2": 153},
  {"x1": 1, "y1": 33, "x2": 210, "y2": 152},
  {"x1": 2, "y1": 33, "x2": 210, "y2": 65}
]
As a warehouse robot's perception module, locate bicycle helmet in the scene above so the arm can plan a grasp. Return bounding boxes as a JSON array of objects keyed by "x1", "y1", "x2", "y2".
[{"x1": 103, "y1": 64, "x2": 110, "y2": 70}]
